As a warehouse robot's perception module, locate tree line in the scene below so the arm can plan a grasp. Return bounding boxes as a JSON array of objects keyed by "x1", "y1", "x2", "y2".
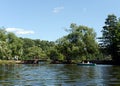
[
  {"x1": 99, "y1": 14, "x2": 120, "y2": 63},
  {"x1": 0, "y1": 14, "x2": 120, "y2": 64}
]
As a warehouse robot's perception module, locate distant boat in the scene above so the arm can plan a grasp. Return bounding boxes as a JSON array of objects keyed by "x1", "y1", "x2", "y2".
[{"x1": 77, "y1": 63, "x2": 96, "y2": 66}]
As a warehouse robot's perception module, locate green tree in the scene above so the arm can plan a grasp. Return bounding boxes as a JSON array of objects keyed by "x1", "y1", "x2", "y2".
[
  {"x1": 0, "y1": 41, "x2": 11, "y2": 60},
  {"x1": 21, "y1": 38, "x2": 35, "y2": 49},
  {"x1": 0, "y1": 28, "x2": 7, "y2": 41},
  {"x1": 56, "y1": 23, "x2": 99, "y2": 62},
  {"x1": 0, "y1": 28, "x2": 23, "y2": 60},
  {"x1": 21, "y1": 38, "x2": 35, "y2": 59},
  {"x1": 100, "y1": 14, "x2": 120, "y2": 62},
  {"x1": 34, "y1": 39, "x2": 55, "y2": 52},
  {"x1": 25, "y1": 46, "x2": 46, "y2": 60},
  {"x1": 0, "y1": 29, "x2": 12, "y2": 59},
  {"x1": 48, "y1": 46, "x2": 64, "y2": 61},
  {"x1": 7, "y1": 32, "x2": 23, "y2": 60}
]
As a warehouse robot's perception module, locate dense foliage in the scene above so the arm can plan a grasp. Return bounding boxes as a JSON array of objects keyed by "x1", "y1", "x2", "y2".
[
  {"x1": 53, "y1": 23, "x2": 99, "y2": 62},
  {"x1": 0, "y1": 23, "x2": 99, "y2": 62},
  {"x1": 1, "y1": 14, "x2": 120, "y2": 64},
  {"x1": 99, "y1": 14, "x2": 120, "y2": 63},
  {"x1": 0, "y1": 29, "x2": 54, "y2": 60}
]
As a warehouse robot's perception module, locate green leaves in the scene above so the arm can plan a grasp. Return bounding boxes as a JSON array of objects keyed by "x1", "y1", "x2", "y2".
[
  {"x1": 0, "y1": 41, "x2": 11, "y2": 59},
  {"x1": 55, "y1": 23, "x2": 99, "y2": 61},
  {"x1": 0, "y1": 23, "x2": 99, "y2": 62},
  {"x1": 25, "y1": 46, "x2": 45, "y2": 60},
  {"x1": 100, "y1": 14, "x2": 120, "y2": 62}
]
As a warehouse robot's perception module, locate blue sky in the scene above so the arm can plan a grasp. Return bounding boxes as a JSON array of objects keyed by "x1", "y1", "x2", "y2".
[{"x1": 0, "y1": 0, "x2": 120, "y2": 41}]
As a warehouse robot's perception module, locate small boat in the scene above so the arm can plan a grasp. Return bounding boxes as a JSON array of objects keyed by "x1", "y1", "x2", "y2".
[{"x1": 77, "y1": 63, "x2": 96, "y2": 66}]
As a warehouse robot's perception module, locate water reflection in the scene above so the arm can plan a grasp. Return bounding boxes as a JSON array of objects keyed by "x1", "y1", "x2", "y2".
[{"x1": 0, "y1": 64, "x2": 120, "y2": 86}]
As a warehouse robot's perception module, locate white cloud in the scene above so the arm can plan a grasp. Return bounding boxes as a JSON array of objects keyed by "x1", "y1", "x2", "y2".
[
  {"x1": 53, "y1": 6, "x2": 64, "y2": 13},
  {"x1": 6, "y1": 28, "x2": 35, "y2": 35}
]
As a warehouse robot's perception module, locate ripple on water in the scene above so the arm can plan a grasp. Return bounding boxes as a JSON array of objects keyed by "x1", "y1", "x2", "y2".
[{"x1": 0, "y1": 64, "x2": 120, "y2": 86}]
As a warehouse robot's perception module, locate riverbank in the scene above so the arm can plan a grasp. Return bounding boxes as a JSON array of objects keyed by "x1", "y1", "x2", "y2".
[
  {"x1": 0, "y1": 60, "x2": 119, "y2": 65},
  {"x1": 0, "y1": 60, "x2": 22, "y2": 64},
  {"x1": 51, "y1": 60, "x2": 120, "y2": 65}
]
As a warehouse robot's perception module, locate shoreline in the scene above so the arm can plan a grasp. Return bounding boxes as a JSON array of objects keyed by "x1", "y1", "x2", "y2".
[
  {"x1": 0, "y1": 60, "x2": 119, "y2": 65},
  {"x1": 0, "y1": 60, "x2": 22, "y2": 64}
]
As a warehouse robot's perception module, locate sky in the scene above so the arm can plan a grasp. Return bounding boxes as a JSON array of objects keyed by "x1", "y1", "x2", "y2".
[{"x1": 0, "y1": 0, "x2": 120, "y2": 41}]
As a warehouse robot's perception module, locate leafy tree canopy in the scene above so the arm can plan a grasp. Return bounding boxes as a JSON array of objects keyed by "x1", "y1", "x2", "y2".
[{"x1": 99, "y1": 14, "x2": 120, "y2": 62}]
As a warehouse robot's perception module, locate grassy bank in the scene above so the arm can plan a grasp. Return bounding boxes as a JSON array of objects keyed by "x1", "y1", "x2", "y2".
[{"x1": 0, "y1": 60, "x2": 22, "y2": 64}]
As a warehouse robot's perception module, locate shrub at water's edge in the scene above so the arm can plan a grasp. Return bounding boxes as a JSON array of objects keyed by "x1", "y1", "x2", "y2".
[{"x1": 0, "y1": 60, "x2": 22, "y2": 64}]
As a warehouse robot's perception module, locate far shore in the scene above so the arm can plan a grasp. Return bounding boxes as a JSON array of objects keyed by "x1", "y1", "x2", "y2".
[{"x1": 0, "y1": 60, "x2": 119, "y2": 65}]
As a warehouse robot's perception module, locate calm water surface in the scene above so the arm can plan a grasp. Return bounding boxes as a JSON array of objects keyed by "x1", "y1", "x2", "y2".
[{"x1": 0, "y1": 63, "x2": 120, "y2": 86}]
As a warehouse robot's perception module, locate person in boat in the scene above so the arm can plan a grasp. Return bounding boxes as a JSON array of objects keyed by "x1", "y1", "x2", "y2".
[
  {"x1": 82, "y1": 60, "x2": 85, "y2": 63},
  {"x1": 87, "y1": 61, "x2": 90, "y2": 64}
]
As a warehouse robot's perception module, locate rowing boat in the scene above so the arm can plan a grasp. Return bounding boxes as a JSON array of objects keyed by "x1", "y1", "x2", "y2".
[{"x1": 77, "y1": 63, "x2": 96, "y2": 66}]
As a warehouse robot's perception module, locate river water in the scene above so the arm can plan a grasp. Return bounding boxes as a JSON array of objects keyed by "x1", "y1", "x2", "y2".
[{"x1": 0, "y1": 63, "x2": 120, "y2": 86}]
